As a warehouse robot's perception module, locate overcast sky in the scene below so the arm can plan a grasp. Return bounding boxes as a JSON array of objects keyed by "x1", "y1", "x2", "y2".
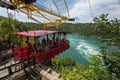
[
  {"x1": 0, "y1": 0, "x2": 120, "y2": 23},
  {"x1": 69, "y1": 0, "x2": 120, "y2": 22}
]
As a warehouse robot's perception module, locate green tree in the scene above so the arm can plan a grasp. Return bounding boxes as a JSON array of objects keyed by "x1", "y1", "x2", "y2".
[
  {"x1": 52, "y1": 57, "x2": 115, "y2": 80},
  {"x1": 93, "y1": 14, "x2": 120, "y2": 79},
  {"x1": 100, "y1": 48, "x2": 120, "y2": 78}
]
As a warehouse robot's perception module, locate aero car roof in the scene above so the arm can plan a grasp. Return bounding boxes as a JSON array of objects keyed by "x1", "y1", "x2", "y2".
[{"x1": 14, "y1": 30, "x2": 59, "y2": 37}]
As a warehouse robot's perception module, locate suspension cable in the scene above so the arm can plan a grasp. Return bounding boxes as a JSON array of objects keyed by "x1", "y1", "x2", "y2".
[
  {"x1": 64, "y1": 0, "x2": 70, "y2": 18},
  {"x1": 14, "y1": 10, "x2": 16, "y2": 20},
  {"x1": 52, "y1": 0, "x2": 60, "y2": 15},
  {"x1": 88, "y1": 0, "x2": 94, "y2": 18},
  {"x1": 7, "y1": 8, "x2": 10, "y2": 21}
]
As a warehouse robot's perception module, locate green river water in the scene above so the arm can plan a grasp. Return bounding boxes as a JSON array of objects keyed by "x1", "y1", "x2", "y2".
[{"x1": 59, "y1": 34, "x2": 119, "y2": 64}]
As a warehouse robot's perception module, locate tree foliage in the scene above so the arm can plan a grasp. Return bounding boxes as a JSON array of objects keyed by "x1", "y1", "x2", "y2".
[
  {"x1": 93, "y1": 14, "x2": 120, "y2": 79},
  {"x1": 58, "y1": 23, "x2": 95, "y2": 36},
  {"x1": 93, "y1": 14, "x2": 120, "y2": 47},
  {"x1": 52, "y1": 56, "x2": 116, "y2": 80}
]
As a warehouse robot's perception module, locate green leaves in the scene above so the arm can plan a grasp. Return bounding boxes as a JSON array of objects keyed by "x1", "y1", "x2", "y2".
[
  {"x1": 93, "y1": 14, "x2": 120, "y2": 79},
  {"x1": 52, "y1": 57, "x2": 115, "y2": 80},
  {"x1": 93, "y1": 14, "x2": 120, "y2": 47},
  {"x1": 101, "y1": 51, "x2": 120, "y2": 78}
]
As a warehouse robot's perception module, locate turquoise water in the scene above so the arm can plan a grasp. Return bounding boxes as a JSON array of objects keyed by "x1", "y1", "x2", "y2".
[
  {"x1": 59, "y1": 34, "x2": 102, "y2": 64},
  {"x1": 59, "y1": 34, "x2": 120, "y2": 64}
]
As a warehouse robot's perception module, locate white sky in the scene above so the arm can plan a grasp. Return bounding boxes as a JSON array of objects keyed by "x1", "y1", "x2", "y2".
[
  {"x1": 0, "y1": 0, "x2": 120, "y2": 23},
  {"x1": 69, "y1": 0, "x2": 120, "y2": 23}
]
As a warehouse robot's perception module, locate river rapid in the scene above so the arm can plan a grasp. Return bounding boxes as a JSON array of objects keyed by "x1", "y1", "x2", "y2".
[{"x1": 59, "y1": 34, "x2": 119, "y2": 64}]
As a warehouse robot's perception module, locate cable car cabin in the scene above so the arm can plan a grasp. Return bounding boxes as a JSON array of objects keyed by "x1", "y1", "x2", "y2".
[{"x1": 12, "y1": 30, "x2": 70, "y2": 63}]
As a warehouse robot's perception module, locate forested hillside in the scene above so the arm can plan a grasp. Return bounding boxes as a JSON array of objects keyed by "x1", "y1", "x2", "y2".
[{"x1": 58, "y1": 23, "x2": 95, "y2": 36}]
